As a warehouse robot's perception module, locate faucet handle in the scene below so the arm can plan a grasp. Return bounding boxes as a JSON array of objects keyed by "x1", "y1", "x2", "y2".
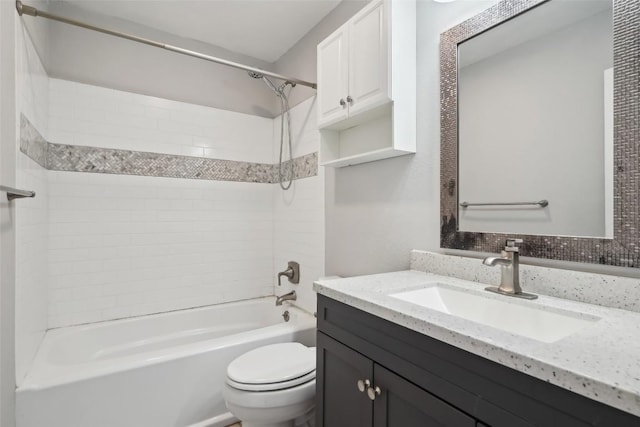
[
  {"x1": 505, "y1": 238, "x2": 523, "y2": 252},
  {"x1": 277, "y1": 261, "x2": 300, "y2": 286}
]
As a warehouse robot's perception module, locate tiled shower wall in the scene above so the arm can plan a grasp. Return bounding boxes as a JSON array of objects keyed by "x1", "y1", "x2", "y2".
[
  {"x1": 46, "y1": 80, "x2": 277, "y2": 328},
  {"x1": 15, "y1": 24, "x2": 49, "y2": 385},
  {"x1": 48, "y1": 79, "x2": 274, "y2": 163}
]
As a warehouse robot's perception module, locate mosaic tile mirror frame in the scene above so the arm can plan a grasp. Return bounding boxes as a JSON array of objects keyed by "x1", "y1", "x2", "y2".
[{"x1": 440, "y1": 0, "x2": 640, "y2": 267}]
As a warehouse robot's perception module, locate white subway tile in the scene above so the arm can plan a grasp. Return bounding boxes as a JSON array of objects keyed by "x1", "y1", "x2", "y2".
[{"x1": 42, "y1": 81, "x2": 324, "y2": 329}]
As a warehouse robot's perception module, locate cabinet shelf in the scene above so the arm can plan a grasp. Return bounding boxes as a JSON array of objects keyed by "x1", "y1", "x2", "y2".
[{"x1": 319, "y1": 147, "x2": 412, "y2": 168}]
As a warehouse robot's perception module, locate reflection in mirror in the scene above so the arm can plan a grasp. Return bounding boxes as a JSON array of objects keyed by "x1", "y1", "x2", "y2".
[{"x1": 457, "y1": 0, "x2": 613, "y2": 238}]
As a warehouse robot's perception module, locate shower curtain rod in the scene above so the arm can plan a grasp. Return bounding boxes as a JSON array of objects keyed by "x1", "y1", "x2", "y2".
[{"x1": 15, "y1": 0, "x2": 318, "y2": 90}]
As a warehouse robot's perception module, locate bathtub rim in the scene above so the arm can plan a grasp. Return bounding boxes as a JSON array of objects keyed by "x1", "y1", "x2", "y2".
[{"x1": 19, "y1": 298, "x2": 315, "y2": 391}]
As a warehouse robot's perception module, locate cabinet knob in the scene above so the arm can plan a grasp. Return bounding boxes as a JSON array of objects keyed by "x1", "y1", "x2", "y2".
[
  {"x1": 356, "y1": 379, "x2": 370, "y2": 393},
  {"x1": 346, "y1": 95, "x2": 353, "y2": 104},
  {"x1": 339, "y1": 98, "x2": 346, "y2": 107},
  {"x1": 367, "y1": 385, "x2": 381, "y2": 401}
]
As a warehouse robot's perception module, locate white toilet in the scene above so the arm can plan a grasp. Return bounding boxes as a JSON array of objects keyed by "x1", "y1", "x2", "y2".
[{"x1": 223, "y1": 342, "x2": 316, "y2": 427}]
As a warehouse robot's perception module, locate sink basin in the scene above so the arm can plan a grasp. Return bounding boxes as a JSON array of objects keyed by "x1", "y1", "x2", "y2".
[{"x1": 389, "y1": 283, "x2": 599, "y2": 343}]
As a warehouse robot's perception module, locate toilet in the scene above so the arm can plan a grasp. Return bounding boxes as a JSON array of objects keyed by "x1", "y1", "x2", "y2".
[{"x1": 223, "y1": 342, "x2": 316, "y2": 427}]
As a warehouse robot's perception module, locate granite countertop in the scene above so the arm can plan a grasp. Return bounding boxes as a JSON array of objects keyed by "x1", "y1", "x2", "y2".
[{"x1": 313, "y1": 270, "x2": 640, "y2": 417}]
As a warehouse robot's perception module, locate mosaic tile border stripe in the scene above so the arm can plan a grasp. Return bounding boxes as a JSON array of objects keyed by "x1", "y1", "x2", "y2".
[
  {"x1": 440, "y1": 0, "x2": 640, "y2": 267},
  {"x1": 19, "y1": 114, "x2": 48, "y2": 168},
  {"x1": 20, "y1": 114, "x2": 317, "y2": 184}
]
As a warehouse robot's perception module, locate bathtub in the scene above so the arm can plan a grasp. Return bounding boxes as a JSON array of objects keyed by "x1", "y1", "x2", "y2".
[{"x1": 16, "y1": 297, "x2": 316, "y2": 427}]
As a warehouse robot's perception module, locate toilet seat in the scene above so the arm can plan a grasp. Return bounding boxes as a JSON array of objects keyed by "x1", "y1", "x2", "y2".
[
  {"x1": 227, "y1": 369, "x2": 316, "y2": 391},
  {"x1": 226, "y1": 343, "x2": 316, "y2": 392}
]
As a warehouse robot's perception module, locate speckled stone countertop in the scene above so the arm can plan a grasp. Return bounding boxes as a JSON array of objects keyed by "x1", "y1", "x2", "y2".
[{"x1": 314, "y1": 270, "x2": 640, "y2": 417}]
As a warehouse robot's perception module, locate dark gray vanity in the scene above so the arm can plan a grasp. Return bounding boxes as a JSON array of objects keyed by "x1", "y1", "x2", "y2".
[{"x1": 315, "y1": 294, "x2": 639, "y2": 426}]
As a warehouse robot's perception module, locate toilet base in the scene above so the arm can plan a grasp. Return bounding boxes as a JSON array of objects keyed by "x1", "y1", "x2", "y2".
[
  {"x1": 242, "y1": 422, "x2": 292, "y2": 427},
  {"x1": 225, "y1": 401, "x2": 314, "y2": 427},
  {"x1": 223, "y1": 379, "x2": 315, "y2": 427},
  {"x1": 293, "y1": 408, "x2": 315, "y2": 427},
  {"x1": 240, "y1": 409, "x2": 314, "y2": 427}
]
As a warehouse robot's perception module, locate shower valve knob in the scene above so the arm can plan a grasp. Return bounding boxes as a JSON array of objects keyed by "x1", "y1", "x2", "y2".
[
  {"x1": 277, "y1": 261, "x2": 300, "y2": 286},
  {"x1": 339, "y1": 98, "x2": 346, "y2": 107}
]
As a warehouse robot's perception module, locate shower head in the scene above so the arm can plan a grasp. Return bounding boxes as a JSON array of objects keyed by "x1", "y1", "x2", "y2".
[
  {"x1": 247, "y1": 71, "x2": 264, "y2": 79},
  {"x1": 248, "y1": 71, "x2": 281, "y2": 95}
]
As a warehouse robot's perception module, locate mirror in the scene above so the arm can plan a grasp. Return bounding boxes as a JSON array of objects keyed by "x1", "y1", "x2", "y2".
[
  {"x1": 440, "y1": 0, "x2": 640, "y2": 267},
  {"x1": 458, "y1": 0, "x2": 612, "y2": 238}
]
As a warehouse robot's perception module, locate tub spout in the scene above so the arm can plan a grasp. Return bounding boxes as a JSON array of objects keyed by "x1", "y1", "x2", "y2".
[{"x1": 276, "y1": 290, "x2": 296, "y2": 306}]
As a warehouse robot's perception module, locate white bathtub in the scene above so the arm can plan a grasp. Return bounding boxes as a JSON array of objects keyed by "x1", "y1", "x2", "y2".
[{"x1": 16, "y1": 297, "x2": 316, "y2": 427}]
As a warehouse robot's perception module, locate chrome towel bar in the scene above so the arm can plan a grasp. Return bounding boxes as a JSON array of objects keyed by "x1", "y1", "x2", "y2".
[
  {"x1": 460, "y1": 200, "x2": 548, "y2": 208},
  {"x1": 0, "y1": 185, "x2": 36, "y2": 201}
]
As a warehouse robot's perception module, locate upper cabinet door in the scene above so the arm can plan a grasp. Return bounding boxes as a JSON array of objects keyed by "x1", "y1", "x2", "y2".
[
  {"x1": 317, "y1": 25, "x2": 350, "y2": 127},
  {"x1": 348, "y1": 0, "x2": 389, "y2": 116}
]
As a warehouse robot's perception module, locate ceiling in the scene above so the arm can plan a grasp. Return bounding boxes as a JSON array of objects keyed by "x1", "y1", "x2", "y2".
[{"x1": 55, "y1": 0, "x2": 343, "y2": 63}]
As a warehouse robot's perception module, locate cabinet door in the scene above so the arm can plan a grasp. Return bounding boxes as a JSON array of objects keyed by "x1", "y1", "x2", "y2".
[
  {"x1": 373, "y1": 364, "x2": 476, "y2": 427},
  {"x1": 317, "y1": 25, "x2": 349, "y2": 127},
  {"x1": 348, "y1": 0, "x2": 389, "y2": 116},
  {"x1": 316, "y1": 332, "x2": 373, "y2": 427}
]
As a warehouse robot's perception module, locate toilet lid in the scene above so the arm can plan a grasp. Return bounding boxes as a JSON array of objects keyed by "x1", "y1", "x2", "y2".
[
  {"x1": 226, "y1": 369, "x2": 316, "y2": 391},
  {"x1": 227, "y1": 343, "x2": 316, "y2": 387}
]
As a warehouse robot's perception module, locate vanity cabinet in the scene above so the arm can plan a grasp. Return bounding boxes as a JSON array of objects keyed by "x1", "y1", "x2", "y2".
[
  {"x1": 318, "y1": 332, "x2": 475, "y2": 427},
  {"x1": 316, "y1": 0, "x2": 415, "y2": 167},
  {"x1": 316, "y1": 295, "x2": 640, "y2": 427}
]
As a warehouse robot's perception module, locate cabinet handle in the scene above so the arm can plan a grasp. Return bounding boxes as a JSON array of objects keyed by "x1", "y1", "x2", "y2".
[
  {"x1": 367, "y1": 385, "x2": 381, "y2": 401},
  {"x1": 346, "y1": 95, "x2": 353, "y2": 104},
  {"x1": 356, "y1": 379, "x2": 370, "y2": 393},
  {"x1": 339, "y1": 98, "x2": 346, "y2": 107}
]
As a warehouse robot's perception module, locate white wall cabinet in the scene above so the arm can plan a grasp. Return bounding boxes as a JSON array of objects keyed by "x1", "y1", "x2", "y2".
[
  {"x1": 317, "y1": 26, "x2": 350, "y2": 125},
  {"x1": 318, "y1": 0, "x2": 388, "y2": 126},
  {"x1": 317, "y1": 0, "x2": 415, "y2": 168}
]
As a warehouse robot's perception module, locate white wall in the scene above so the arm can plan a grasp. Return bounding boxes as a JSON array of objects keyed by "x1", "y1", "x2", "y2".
[
  {"x1": 48, "y1": 79, "x2": 273, "y2": 162},
  {"x1": 17, "y1": 0, "x2": 50, "y2": 73},
  {"x1": 458, "y1": 9, "x2": 612, "y2": 237},
  {"x1": 46, "y1": 80, "x2": 275, "y2": 328},
  {"x1": 272, "y1": 97, "x2": 324, "y2": 313},
  {"x1": 15, "y1": 22, "x2": 49, "y2": 386},
  {"x1": 32, "y1": 1, "x2": 279, "y2": 118},
  {"x1": 0, "y1": 2, "x2": 18, "y2": 425},
  {"x1": 47, "y1": 173, "x2": 275, "y2": 327}
]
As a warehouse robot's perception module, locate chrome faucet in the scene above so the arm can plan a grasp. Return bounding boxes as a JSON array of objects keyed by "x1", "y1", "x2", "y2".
[
  {"x1": 276, "y1": 290, "x2": 297, "y2": 306},
  {"x1": 483, "y1": 239, "x2": 537, "y2": 300}
]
